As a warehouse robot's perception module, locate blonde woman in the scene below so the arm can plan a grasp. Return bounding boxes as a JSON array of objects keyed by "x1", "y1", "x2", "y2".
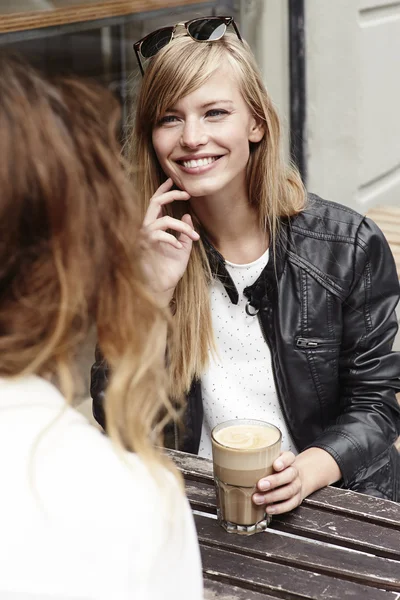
[
  {"x1": 92, "y1": 17, "x2": 400, "y2": 506},
  {"x1": 0, "y1": 54, "x2": 202, "y2": 599}
]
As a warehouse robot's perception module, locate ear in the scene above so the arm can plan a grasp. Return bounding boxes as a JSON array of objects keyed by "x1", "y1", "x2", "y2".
[{"x1": 248, "y1": 118, "x2": 265, "y2": 143}]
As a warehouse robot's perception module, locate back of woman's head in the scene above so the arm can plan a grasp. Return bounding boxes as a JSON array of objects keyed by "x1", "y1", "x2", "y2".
[{"x1": 0, "y1": 54, "x2": 175, "y2": 467}]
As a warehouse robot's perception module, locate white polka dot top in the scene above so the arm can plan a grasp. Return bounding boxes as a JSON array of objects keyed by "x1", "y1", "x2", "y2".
[{"x1": 198, "y1": 248, "x2": 296, "y2": 459}]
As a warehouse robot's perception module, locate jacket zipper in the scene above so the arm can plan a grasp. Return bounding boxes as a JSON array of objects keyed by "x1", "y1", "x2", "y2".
[
  {"x1": 256, "y1": 304, "x2": 297, "y2": 452},
  {"x1": 296, "y1": 337, "x2": 340, "y2": 349}
]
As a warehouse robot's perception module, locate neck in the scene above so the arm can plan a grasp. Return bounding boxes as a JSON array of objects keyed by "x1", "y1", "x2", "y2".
[{"x1": 190, "y1": 190, "x2": 269, "y2": 264}]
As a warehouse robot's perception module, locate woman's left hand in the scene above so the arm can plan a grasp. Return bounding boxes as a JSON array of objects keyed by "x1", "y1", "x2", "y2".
[{"x1": 252, "y1": 451, "x2": 304, "y2": 515}]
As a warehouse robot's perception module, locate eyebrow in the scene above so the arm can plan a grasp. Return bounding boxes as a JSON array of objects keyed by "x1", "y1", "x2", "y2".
[
  {"x1": 201, "y1": 100, "x2": 234, "y2": 108},
  {"x1": 164, "y1": 100, "x2": 234, "y2": 113}
]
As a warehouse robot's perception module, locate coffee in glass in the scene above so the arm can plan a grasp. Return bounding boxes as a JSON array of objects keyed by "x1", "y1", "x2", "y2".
[{"x1": 211, "y1": 419, "x2": 282, "y2": 535}]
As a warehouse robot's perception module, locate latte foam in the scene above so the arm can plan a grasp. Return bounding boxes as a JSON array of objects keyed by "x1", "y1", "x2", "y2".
[{"x1": 214, "y1": 424, "x2": 280, "y2": 450}]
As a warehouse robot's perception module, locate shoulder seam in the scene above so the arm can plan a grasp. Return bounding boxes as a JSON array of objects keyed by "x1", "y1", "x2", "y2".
[
  {"x1": 291, "y1": 225, "x2": 357, "y2": 244},
  {"x1": 306, "y1": 194, "x2": 363, "y2": 217}
]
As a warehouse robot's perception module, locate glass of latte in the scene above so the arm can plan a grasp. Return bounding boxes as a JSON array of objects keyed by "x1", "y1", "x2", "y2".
[{"x1": 211, "y1": 419, "x2": 282, "y2": 535}]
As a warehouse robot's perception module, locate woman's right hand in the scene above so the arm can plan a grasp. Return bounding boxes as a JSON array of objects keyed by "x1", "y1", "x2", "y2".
[{"x1": 140, "y1": 178, "x2": 199, "y2": 307}]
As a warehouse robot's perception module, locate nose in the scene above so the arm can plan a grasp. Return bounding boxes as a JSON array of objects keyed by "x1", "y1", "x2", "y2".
[{"x1": 180, "y1": 119, "x2": 208, "y2": 149}]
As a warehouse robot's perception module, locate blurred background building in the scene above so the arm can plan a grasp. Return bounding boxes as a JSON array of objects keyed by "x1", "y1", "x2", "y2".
[{"x1": 1, "y1": 0, "x2": 399, "y2": 213}]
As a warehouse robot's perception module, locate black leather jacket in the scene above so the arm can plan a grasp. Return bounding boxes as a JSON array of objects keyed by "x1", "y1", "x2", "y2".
[{"x1": 91, "y1": 195, "x2": 400, "y2": 501}]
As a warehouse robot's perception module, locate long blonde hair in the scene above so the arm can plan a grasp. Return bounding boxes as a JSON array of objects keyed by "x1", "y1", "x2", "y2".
[
  {"x1": 130, "y1": 34, "x2": 306, "y2": 399},
  {"x1": 0, "y1": 54, "x2": 179, "y2": 478}
]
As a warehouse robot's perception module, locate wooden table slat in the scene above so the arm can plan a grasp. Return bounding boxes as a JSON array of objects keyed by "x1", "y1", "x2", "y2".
[
  {"x1": 204, "y1": 579, "x2": 278, "y2": 600},
  {"x1": 201, "y1": 546, "x2": 396, "y2": 599},
  {"x1": 272, "y1": 505, "x2": 400, "y2": 560},
  {"x1": 195, "y1": 514, "x2": 400, "y2": 591},
  {"x1": 185, "y1": 480, "x2": 217, "y2": 513},
  {"x1": 169, "y1": 449, "x2": 214, "y2": 481},
  {"x1": 304, "y1": 485, "x2": 400, "y2": 527}
]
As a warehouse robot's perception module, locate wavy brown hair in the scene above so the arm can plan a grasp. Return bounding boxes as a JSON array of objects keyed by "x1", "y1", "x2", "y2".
[
  {"x1": 0, "y1": 54, "x2": 180, "y2": 478},
  {"x1": 129, "y1": 34, "x2": 306, "y2": 399}
]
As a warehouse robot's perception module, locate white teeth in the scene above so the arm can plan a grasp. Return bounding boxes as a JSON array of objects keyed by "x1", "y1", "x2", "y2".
[{"x1": 182, "y1": 156, "x2": 218, "y2": 168}]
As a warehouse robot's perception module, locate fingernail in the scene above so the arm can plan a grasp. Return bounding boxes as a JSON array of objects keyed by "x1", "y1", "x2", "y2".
[
  {"x1": 253, "y1": 494, "x2": 265, "y2": 505},
  {"x1": 175, "y1": 241, "x2": 183, "y2": 248},
  {"x1": 259, "y1": 480, "x2": 270, "y2": 492},
  {"x1": 275, "y1": 460, "x2": 284, "y2": 470},
  {"x1": 266, "y1": 506, "x2": 276, "y2": 514},
  {"x1": 192, "y1": 231, "x2": 200, "y2": 239}
]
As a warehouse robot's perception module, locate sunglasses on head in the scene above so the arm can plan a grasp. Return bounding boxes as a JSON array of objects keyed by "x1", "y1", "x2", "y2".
[{"x1": 133, "y1": 16, "x2": 242, "y2": 76}]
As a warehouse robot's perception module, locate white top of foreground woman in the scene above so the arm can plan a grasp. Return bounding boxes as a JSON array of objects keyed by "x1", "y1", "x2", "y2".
[{"x1": 0, "y1": 375, "x2": 203, "y2": 600}]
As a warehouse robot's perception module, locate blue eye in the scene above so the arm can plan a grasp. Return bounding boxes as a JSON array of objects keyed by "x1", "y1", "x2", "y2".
[
  {"x1": 158, "y1": 115, "x2": 179, "y2": 125},
  {"x1": 206, "y1": 109, "x2": 229, "y2": 117}
]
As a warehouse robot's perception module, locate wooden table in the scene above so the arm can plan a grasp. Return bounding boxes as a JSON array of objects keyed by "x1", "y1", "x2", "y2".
[{"x1": 168, "y1": 449, "x2": 400, "y2": 599}]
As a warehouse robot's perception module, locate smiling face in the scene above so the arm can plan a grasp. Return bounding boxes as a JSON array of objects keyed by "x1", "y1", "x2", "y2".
[{"x1": 151, "y1": 65, "x2": 264, "y2": 201}]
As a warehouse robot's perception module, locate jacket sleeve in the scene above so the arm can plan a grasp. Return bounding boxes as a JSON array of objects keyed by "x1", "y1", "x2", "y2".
[
  {"x1": 90, "y1": 345, "x2": 108, "y2": 430},
  {"x1": 311, "y1": 217, "x2": 400, "y2": 487}
]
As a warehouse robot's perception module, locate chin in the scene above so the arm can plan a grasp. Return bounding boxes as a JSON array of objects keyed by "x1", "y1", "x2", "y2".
[
  {"x1": 185, "y1": 181, "x2": 225, "y2": 197},
  {"x1": 187, "y1": 189, "x2": 216, "y2": 198}
]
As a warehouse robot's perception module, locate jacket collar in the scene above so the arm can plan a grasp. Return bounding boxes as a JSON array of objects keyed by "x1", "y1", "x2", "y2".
[
  {"x1": 201, "y1": 235, "x2": 239, "y2": 304},
  {"x1": 201, "y1": 219, "x2": 289, "y2": 307}
]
